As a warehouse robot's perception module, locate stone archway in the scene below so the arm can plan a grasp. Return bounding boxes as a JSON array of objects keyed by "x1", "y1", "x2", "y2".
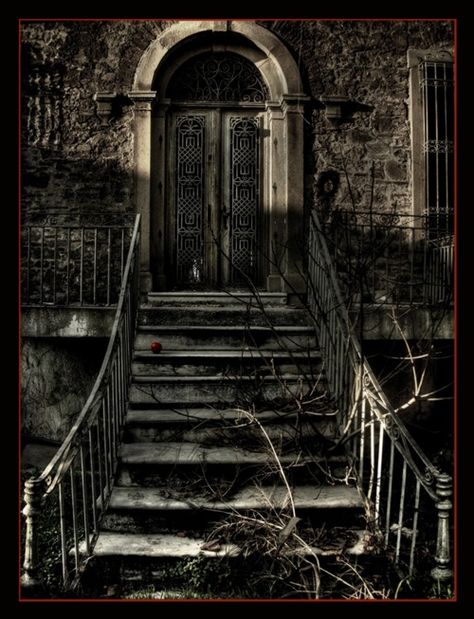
[{"x1": 128, "y1": 21, "x2": 308, "y2": 293}]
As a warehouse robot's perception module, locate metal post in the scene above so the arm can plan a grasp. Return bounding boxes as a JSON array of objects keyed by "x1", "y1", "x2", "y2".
[
  {"x1": 431, "y1": 472, "x2": 453, "y2": 582},
  {"x1": 21, "y1": 478, "x2": 44, "y2": 591}
]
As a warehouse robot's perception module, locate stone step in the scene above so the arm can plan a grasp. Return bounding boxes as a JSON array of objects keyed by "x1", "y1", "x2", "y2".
[
  {"x1": 135, "y1": 325, "x2": 317, "y2": 351},
  {"x1": 108, "y1": 484, "x2": 363, "y2": 513},
  {"x1": 129, "y1": 374, "x2": 325, "y2": 405},
  {"x1": 132, "y1": 349, "x2": 322, "y2": 377},
  {"x1": 125, "y1": 407, "x2": 324, "y2": 425},
  {"x1": 147, "y1": 292, "x2": 288, "y2": 306},
  {"x1": 84, "y1": 529, "x2": 371, "y2": 560},
  {"x1": 123, "y1": 419, "x2": 334, "y2": 445},
  {"x1": 120, "y1": 442, "x2": 324, "y2": 466},
  {"x1": 123, "y1": 406, "x2": 337, "y2": 444},
  {"x1": 139, "y1": 305, "x2": 311, "y2": 327}
]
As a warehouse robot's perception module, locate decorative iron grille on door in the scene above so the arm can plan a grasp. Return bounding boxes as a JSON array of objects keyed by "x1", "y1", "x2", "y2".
[
  {"x1": 175, "y1": 115, "x2": 205, "y2": 284},
  {"x1": 229, "y1": 116, "x2": 260, "y2": 283}
]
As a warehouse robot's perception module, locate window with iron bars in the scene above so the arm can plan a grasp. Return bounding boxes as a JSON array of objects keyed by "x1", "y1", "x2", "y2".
[{"x1": 419, "y1": 60, "x2": 454, "y2": 241}]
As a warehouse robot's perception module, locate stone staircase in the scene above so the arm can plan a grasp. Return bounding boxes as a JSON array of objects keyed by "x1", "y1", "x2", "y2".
[{"x1": 83, "y1": 292, "x2": 371, "y2": 598}]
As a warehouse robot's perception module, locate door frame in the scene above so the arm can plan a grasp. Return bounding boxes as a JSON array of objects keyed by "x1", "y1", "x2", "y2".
[{"x1": 126, "y1": 21, "x2": 309, "y2": 294}]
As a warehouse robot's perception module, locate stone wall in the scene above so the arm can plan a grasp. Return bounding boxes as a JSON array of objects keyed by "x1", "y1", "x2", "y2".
[
  {"x1": 21, "y1": 338, "x2": 106, "y2": 442},
  {"x1": 21, "y1": 20, "x2": 453, "y2": 223}
]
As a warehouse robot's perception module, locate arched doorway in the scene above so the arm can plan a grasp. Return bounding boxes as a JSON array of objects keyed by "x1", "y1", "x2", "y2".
[
  {"x1": 165, "y1": 52, "x2": 267, "y2": 289},
  {"x1": 128, "y1": 21, "x2": 308, "y2": 294}
]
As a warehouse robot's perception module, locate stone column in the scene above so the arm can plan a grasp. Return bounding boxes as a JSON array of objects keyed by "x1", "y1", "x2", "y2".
[
  {"x1": 151, "y1": 100, "x2": 170, "y2": 290},
  {"x1": 129, "y1": 91, "x2": 156, "y2": 293},
  {"x1": 282, "y1": 95, "x2": 311, "y2": 296},
  {"x1": 266, "y1": 102, "x2": 286, "y2": 293}
]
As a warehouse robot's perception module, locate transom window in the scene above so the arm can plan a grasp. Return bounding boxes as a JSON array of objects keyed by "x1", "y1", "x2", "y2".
[{"x1": 166, "y1": 52, "x2": 269, "y2": 103}]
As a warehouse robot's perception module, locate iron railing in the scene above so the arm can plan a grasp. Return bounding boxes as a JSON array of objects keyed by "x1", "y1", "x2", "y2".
[
  {"x1": 308, "y1": 208, "x2": 452, "y2": 582},
  {"x1": 21, "y1": 224, "x2": 133, "y2": 306},
  {"x1": 323, "y1": 211, "x2": 453, "y2": 306},
  {"x1": 21, "y1": 214, "x2": 141, "y2": 593}
]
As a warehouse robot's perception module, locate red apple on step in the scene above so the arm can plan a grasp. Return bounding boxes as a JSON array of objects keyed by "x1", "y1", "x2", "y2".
[{"x1": 150, "y1": 340, "x2": 162, "y2": 354}]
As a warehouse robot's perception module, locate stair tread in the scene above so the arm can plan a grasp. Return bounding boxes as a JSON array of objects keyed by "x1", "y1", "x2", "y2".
[
  {"x1": 109, "y1": 484, "x2": 363, "y2": 512},
  {"x1": 147, "y1": 292, "x2": 287, "y2": 305},
  {"x1": 87, "y1": 530, "x2": 371, "y2": 558},
  {"x1": 133, "y1": 350, "x2": 319, "y2": 360},
  {"x1": 137, "y1": 325, "x2": 314, "y2": 332},
  {"x1": 120, "y1": 442, "x2": 339, "y2": 465},
  {"x1": 132, "y1": 374, "x2": 316, "y2": 383},
  {"x1": 125, "y1": 408, "x2": 314, "y2": 425},
  {"x1": 88, "y1": 532, "x2": 239, "y2": 558}
]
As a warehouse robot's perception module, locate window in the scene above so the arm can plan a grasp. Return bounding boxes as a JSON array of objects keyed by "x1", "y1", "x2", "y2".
[
  {"x1": 419, "y1": 60, "x2": 454, "y2": 239},
  {"x1": 408, "y1": 49, "x2": 454, "y2": 241}
]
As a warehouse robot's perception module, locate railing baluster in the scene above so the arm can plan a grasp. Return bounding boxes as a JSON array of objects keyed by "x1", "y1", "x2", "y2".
[
  {"x1": 88, "y1": 426, "x2": 98, "y2": 534},
  {"x1": 367, "y1": 406, "x2": 376, "y2": 501},
  {"x1": 374, "y1": 422, "x2": 385, "y2": 525},
  {"x1": 119, "y1": 337, "x2": 126, "y2": 425},
  {"x1": 385, "y1": 441, "x2": 395, "y2": 548},
  {"x1": 409, "y1": 479, "x2": 421, "y2": 575},
  {"x1": 106, "y1": 381, "x2": 114, "y2": 481},
  {"x1": 102, "y1": 398, "x2": 111, "y2": 494},
  {"x1": 58, "y1": 480, "x2": 70, "y2": 587},
  {"x1": 112, "y1": 365, "x2": 118, "y2": 466},
  {"x1": 96, "y1": 416, "x2": 105, "y2": 511},
  {"x1": 358, "y1": 384, "x2": 366, "y2": 484},
  {"x1": 80, "y1": 444, "x2": 91, "y2": 556},
  {"x1": 395, "y1": 460, "x2": 408, "y2": 564},
  {"x1": 110, "y1": 367, "x2": 117, "y2": 467},
  {"x1": 70, "y1": 463, "x2": 80, "y2": 574}
]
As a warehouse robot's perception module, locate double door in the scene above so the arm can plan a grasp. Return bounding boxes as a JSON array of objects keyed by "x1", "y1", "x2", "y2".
[{"x1": 167, "y1": 108, "x2": 262, "y2": 288}]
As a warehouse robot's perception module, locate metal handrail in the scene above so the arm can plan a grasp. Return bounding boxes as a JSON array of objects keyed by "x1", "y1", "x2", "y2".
[
  {"x1": 307, "y1": 208, "x2": 452, "y2": 582},
  {"x1": 21, "y1": 214, "x2": 141, "y2": 592}
]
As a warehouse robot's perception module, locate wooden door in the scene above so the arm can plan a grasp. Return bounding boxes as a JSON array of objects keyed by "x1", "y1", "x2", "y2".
[{"x1": 167, "y1": 108, "x2": 261, "y2": 289}]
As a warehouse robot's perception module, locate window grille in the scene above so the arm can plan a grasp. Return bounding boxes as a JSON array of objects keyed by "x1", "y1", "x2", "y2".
[{"x1": 419, "y1": 61, "x2": 454, "y2": 240}]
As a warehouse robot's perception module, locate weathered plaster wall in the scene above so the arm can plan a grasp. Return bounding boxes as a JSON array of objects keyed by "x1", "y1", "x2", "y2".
[
  {"x1": 21, "y1": 338, "x2": 106, "y2": 442},
  {"x1": 21, "y1": 20, "x2": 453, "y2": 224}
]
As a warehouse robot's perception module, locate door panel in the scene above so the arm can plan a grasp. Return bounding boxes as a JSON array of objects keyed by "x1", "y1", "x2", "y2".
[
  {"x1": 175, "y1": 114, "x2": 206, "y2": 285},
  {"x1": 168, "y1": 108, "x2": 261, "y2": 289},
  {"x1": 226, "y1": 114, "x2": 260, "y2": 285}
]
